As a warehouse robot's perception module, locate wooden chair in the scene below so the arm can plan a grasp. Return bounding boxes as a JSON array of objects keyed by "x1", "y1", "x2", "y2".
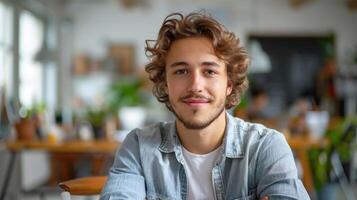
[{"x1": 59, "y1": 176, "x2": 107, "y2": 200}]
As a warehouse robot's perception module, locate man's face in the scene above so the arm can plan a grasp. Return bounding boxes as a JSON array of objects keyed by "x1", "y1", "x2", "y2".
[{"x1": 165, "y1": 37, "x2": 232, "y2": 129}]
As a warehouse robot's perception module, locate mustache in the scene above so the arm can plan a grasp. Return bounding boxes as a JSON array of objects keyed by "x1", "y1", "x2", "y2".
[{"x1": 180, "y1": 93, "x2": 214, "y2": 102}]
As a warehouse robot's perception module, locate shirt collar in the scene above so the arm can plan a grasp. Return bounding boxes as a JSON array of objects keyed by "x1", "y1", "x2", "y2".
[
  {"x1": 223, "y1": 112, "x2": 244, "y2": 158},
  {"x1": 158, "y1": 121, "x2": 178, "y2": 153},
  {"x1": 158, "y1": 112, "x2": 245, "y2": 158}
]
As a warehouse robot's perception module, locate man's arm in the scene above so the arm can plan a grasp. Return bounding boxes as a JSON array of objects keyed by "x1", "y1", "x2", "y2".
[
  {"x1": 256, "y1": 132, "x2": 310, "y2": 200},
  {"x1": 100, "y1": 129, "x2": 146, "y2": 200}
]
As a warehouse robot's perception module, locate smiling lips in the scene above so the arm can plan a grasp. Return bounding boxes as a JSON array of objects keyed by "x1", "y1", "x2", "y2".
[{"x1": 181, "y1": 96, "x2": 212, "y2": 107}]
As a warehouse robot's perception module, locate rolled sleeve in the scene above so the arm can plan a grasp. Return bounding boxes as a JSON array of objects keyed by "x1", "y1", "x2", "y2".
[
  {"x1": 256, "y1": 132, "x2": 310, "y2": 200},
  {"x1": 100, "y1": 129, "x2": 146, "y2": 200}
]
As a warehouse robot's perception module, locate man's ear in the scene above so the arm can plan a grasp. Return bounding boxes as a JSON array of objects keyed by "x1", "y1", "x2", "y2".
[
  {"x1": 226, "y1": 80, "x2": 233, "y2": 96},
  {"x1": 164, "y1": 85, "x2": 168, "y2": 94},
  {"x1": 163, "y1": 71, "x2": 168, "y2": 94},
  {"x1": 164, "y1": 81, "x2": 169, "y2": 95}
]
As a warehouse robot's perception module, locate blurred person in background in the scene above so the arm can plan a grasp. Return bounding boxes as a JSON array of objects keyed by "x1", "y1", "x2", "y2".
[
  {"x1": 100, "y1": 11, "x2": 310, "y2": 200},
  {"x1": 288, "y1": 91, "x2": 314, "y2": 136},
  {"x1": 246, "y1": 86, "x2": 270, "y2": 121}
]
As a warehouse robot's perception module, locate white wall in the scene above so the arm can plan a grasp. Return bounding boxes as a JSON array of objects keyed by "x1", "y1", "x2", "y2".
[
  {"x1": 58, "y1": 0, "x2": 357, "y2": 110},
  {"x1": 231, "y1": 0, "x2": 357, "y2": 67},
  {"x1": 65, "y1": 0, "x2": 357, "y2": 67},
  {"x1": 66, "y1": 0, "x2": 170, "y2": 67}
]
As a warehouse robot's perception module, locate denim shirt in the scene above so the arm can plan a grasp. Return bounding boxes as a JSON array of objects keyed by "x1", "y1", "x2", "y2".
[{"x1": 100, "y1": 113, "x2": 310, "y2": 200}]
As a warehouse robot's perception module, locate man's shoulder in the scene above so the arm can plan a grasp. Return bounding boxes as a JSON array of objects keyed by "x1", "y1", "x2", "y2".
[
  {"x1": 225, "y1": 116, "x2": 289, "y2": 166},
  {"x1": 125, "y1": 121, "x2": 175, "y2": 145},
  {"x1": 228, "y1": 115, "x2": 286, "y2": 148},
  {"x1": 138, "y1": 121, "x2": 174, "y2": 136}
]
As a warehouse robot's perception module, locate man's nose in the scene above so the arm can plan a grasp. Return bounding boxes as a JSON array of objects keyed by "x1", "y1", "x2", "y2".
[{"x1": 188, "y1": 71, "x2": 204, "y2": 92}]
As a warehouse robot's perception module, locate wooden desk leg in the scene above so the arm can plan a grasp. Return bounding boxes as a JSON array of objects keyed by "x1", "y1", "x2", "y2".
[{"x1": 296, "y1": 149, "x2": 315, "y2": 193}]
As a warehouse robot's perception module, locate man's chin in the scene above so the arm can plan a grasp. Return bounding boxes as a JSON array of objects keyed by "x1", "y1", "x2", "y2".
[
  {"x1": 179, "y1": 119, "x2": 212, "y2": 130},
  {"x1": 173, "y1": 107, "x2": 225, "y2": 130}
]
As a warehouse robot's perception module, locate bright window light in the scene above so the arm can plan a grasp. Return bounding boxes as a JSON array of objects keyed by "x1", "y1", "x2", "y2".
[
  {"x1": 0, "y1": 2, "x2": 13, "y2": 94},
  {"x1": 19, "y1": 10, "x2": 44, "y2": 107}
]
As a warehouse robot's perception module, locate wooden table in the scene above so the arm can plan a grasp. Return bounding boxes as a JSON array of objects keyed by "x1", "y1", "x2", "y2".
[
  {"x1": 1, "y1": 140, "x2": 120, "y2": 200},
  {"x1": 5, "y1": 140, "x2": 120, "y2": 153},
  {"x1": 2, "y1": 136, "x2": 323, "y2": 198},
  {"x1": 286, "y1": 136, "x2": 328, "y2": 193}
]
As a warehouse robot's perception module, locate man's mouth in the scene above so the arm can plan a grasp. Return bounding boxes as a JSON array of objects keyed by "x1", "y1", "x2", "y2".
[{"x1": 180, "y1": 95, "x2": 213, "y2": 107}]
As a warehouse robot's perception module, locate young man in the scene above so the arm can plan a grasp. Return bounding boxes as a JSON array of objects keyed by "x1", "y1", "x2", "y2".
[{"x1": 100, "y1": 12, "x2": 310, "y2": 200}]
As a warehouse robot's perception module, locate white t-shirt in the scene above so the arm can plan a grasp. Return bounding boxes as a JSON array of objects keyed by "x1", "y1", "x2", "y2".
[{"x1": 182, "y1": 146, "x2": 222, "y2": 200}]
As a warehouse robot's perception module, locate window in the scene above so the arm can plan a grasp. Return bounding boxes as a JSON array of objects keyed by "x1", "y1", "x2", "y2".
[
  {"x1": 1, "y1": 1, "x2": 57, "y2": 112},
  {"x1": 19, "y1": 10, "x2": 44, "y2": 107},
  {"x1": 0, "y1": 2, "x2": 13, "y2": 95}
]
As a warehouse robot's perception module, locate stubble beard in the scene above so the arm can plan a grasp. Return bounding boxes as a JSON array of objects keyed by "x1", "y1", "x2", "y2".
[{"x1": 170, "y1": 99, "x2": 226, "y2": 130}]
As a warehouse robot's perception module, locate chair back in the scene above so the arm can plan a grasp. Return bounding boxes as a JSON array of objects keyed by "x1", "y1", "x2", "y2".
[{"x1": 59, "y1": 176, "x2": 107, "y2": 200}]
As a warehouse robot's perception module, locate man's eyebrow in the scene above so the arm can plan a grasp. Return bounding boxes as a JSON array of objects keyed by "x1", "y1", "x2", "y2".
[
  {"x1": 202, "y1": 61, "x2": 221, "y2": 67},
  {"x1": 168, "y1": 61, "x2": 221, "y2": 68},
  {"x1": 168, "y1": 61, "x2": 188, "y2": 68}
]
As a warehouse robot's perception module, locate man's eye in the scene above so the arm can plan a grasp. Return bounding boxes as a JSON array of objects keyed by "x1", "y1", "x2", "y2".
[
  {"x1": 205, "y1": 70, "x2": 217, "y2": 76},
  {"x1": 174, "y1": 69, "x2": 188, "y2": 75}
]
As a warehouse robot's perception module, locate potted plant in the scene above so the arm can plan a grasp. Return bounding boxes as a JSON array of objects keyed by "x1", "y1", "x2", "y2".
[
  {"x1": 106, "y1": 77, "x2": 144, "y2": 111},
  {"x1": 85, "y1": 107, "x2": 108, "y2": 139},
  {"x1": 309, "y1": 117, "x2": 357, "y2": 200},
  {"x1": 106, "y1": 77, "x2": 147, "y2": 130},
  {"x1": 15, "y1": 102, "x2": 46, "y2": 141}
]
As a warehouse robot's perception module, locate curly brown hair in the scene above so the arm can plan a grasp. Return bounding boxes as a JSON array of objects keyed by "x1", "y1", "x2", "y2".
[{"x1": 145, "y1": 12, "x2": 249, "y2": 110}]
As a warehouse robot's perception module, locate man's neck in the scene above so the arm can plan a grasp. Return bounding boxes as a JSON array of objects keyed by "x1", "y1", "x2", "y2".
[{"x1": 176, "y1": 111, "x2": 227, "y2": 154}]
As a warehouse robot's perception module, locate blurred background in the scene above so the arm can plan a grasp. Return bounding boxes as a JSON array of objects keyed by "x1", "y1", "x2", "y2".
[{"x1": 0, "y1": 0, "x2": 357, "y2": 199}]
